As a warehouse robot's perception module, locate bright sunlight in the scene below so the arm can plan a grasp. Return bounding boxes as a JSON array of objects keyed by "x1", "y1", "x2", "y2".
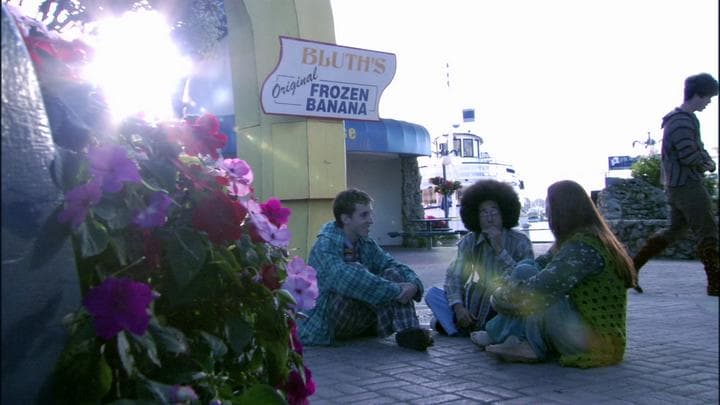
[{"x1": 83, "y1": 10, "x2": 191, "y2": 122}]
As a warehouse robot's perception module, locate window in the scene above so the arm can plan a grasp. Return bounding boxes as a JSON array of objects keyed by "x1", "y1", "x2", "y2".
[{"x1": 462, "y1": 139, "x2": 474, "y2": 157}]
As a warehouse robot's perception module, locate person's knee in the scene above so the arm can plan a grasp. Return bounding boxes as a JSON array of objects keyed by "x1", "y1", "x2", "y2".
[
  {"x1": 512, "y1": 260, "x2": 539, "y2": 280},
  {"x1": 424, "y1": 287, "x2": 443, "y2": 305},
  {"x1": 381, "y1": 266, "x2": 405, "y2": 282}
]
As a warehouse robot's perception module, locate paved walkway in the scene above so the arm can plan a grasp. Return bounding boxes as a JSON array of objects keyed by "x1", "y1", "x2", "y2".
[{"x1": 303, "y1": 245, "x2": 719, "y2": 404}]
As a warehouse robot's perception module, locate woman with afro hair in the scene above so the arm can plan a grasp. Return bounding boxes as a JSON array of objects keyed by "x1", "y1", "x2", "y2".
[{"x1": 424, "y1": 179, "x2": 534, "y2": 337}]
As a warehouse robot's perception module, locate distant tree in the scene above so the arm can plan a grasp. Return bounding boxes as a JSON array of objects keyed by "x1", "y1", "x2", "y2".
[
  {"x1": 631, "y1": 154, "x2": 718, "y2": 211},
  {"x1": 631, "y1": 155, "x2": 661, "y2": 188}
]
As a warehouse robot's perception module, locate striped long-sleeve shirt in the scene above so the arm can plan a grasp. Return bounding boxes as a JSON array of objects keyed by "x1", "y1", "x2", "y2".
[{"x1": 660, "y1": 108, "x2": 715, "y2": 187}]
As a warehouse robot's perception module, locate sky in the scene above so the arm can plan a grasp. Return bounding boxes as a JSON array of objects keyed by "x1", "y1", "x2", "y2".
[{"x1": 330, "y1": 0, "x2": 719, "y2": 200}]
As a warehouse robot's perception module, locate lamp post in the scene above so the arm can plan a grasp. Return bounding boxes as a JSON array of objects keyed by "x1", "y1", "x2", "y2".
[{"x1": 441, "y1": 153, "x2": 453, "y2": 218}]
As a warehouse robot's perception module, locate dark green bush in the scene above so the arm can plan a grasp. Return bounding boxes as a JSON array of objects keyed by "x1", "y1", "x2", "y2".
[
  {"x1": 631, "y1": 155, "x2": 662, "y2": 188},
  {"x1": 631, "y1": 154, "x2": 719, "y2": 211}
]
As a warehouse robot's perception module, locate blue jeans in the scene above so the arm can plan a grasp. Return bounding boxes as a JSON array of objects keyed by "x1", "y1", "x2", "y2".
[
  {"x1": 424, "y1": 286, "x2": 461, "y2": 336},
  {"x1": 485, "y1": 259, "x2": 590, "y2": 360}
]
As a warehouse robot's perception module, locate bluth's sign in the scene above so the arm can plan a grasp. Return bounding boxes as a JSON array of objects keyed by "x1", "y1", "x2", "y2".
[{"x1": 261, "y1": 36, "x2": 396, "y2": 121}]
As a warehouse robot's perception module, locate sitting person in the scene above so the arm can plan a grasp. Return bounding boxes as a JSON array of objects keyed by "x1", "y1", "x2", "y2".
[
  {"x1": 471, "y1": 180, "x2": 637, "y2": 368},
  {"x1": 298, "y1": 189, "x2": 433, "y2": 351},
  {"x1": 425, "y1": 179, "x2": 534, "y2": 337}
]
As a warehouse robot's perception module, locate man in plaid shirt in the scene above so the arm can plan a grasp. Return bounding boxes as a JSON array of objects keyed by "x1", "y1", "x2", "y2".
[{"x1": 298, "y1": 189, "x2": 433, "y2": 350}]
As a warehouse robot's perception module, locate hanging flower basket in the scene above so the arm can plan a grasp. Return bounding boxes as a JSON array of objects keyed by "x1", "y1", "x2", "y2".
[{"x1": 428, "y1": 176, "x2": 462, "y2": 197}]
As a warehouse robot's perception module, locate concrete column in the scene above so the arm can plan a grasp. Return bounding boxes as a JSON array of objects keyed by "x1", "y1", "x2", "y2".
[{"x1": 224, "y1": 0, "x2": 346, "y2": 259}]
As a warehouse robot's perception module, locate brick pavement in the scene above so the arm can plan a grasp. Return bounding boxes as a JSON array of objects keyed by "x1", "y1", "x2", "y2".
[{"x1": 303, "y1": 246, "x2": 719, "y2": 404}]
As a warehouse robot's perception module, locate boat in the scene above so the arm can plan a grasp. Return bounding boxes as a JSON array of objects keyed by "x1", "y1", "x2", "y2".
[{"x1": 418, "y1": 129, "x2": 524, "y2": 228}]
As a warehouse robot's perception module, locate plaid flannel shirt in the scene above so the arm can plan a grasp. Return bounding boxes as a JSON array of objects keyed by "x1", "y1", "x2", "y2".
[{"x1": 299, "y1": 221, "x2": 423, "y2": 345}]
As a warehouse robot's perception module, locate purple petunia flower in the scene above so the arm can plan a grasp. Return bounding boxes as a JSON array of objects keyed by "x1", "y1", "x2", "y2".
[
  {"x1": 218, "y1": 158, "x2": 253, "y2": 197},
  {"x1": 83, "y1": 277, "x2": 154, "y2": 340},
  {"x1": 88, "y1": 144, "x2": 142, "y2": 193},
  {"x1": 282, "y1": 275, "x2": 318, "y2": 311},
  {"x1": 57, "y1": 180, "x2": 102, "y2": 228},
  {"x1": 133, "y1": 192, "x2": 172, "y2": 229},
  {"x1": 252, "y1": 214, "x2": 291, "y2": 248},
  {"x1": 287, "y1": 256, "x2": 317, "y2": 284}
]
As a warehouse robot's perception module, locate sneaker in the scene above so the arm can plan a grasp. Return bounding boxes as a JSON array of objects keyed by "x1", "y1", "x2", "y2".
[
  {"x1": 470, "y1": 331, "x2": 492, "y2": 348},
  {"x1": 486, "y1": 335, "x2": 539, "y2": 363},
  {"x1": 395, "y1": 327, "x2": 434, "y2": 351}
]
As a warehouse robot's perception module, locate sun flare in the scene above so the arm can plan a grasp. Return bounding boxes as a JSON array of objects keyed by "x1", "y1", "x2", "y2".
[{"x1": 83, "y1": 10, "x2": 191, "y2": 123}]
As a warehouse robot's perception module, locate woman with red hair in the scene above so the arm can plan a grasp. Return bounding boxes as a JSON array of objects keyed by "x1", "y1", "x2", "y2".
[{"x1": 471, "y1": 180, "x2": 637, "y2": 368}]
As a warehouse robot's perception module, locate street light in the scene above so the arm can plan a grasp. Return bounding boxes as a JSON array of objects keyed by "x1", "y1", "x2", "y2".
[{"x1": 440, "y1": 149, "x2": 455, "y2": 218}]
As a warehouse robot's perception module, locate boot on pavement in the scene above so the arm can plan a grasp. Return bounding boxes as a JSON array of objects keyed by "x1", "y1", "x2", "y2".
[
  {"x1": 633, "y1": 234, "x2": 671, "y2": 293},
  {"x1": 697, "y1": 239, "x2": 719, "y2": 296},
  {"x1": 395, "y1": 327, "x2": 434, "y2": 351}
]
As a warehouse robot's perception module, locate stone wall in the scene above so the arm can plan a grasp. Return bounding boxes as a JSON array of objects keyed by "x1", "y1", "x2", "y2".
[
  {"x1": 400, "y1": 156, "x2": 429, "y2": 247},
  {"x1": 597, "y1": 178, "x2": 697, "y2": 259}
]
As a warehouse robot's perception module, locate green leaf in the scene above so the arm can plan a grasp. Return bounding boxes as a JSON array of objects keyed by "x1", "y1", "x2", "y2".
[
  {"x1": 276, "y1": 289, "x2": 297, "y2": 309},
  {"x1": 200, "y1": 331, "x2": 228, "y2": 359},
  {"x1": 166, "y1": 228, "x2": 207, "y2": 289},
  {"x1": 117, "y1": 331, "x2": 136, "y2": 376},
  {"x1": 49, "y1": 147, "x2": 86, "y2": 192},
  {"x1": 78, "y1": 218, "x2": 110, "y2": 257},
  {"x1": 139, "y1": 159, "x2": 177, "y2": 192},
  {"x1": 225, "y1": 316, "x2": 253, "y2": 354},
  {"x1": 28, "y1": 205, "x2": 72, "y2": 269},
  {"x1": 130, "y1": 331, "x2": 161, "y2": 368},
  {"x1": 93, "y1": 197, "x2": 133, "y2": 230},
  {"x1": 54, "y1": 343, "x2": 112, "y2": 404},
  {"x1": 143, "y1": 379, "x2": 182, "y2": 404},
  {"x1": 109, "y1": 234, "x2": 128, "y2": 266},
  {"x1": 235, "y1": 384, "x2": 286, "y2": 405},
  {"x1": 148, "y1": 321, "x2": 189, "y2": 355}
]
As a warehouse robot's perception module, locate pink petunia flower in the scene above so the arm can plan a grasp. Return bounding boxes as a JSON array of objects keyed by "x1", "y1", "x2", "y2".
[
  {"x1": 260, "y1": 197, "x2": 291, "y2": 227},
  {"x1": 172, "y1": 114, "x2": 227, "y2": 160},
  {"x1": 133, "y1": 192, "x2": 172, "y2": 229},
  {"x1": 88, "y1": 144, "x2": 142, "y2": 193},
  {"x1": 57, "y1": 180, "x2": 102, "y2": 228},
  {"x1": 218, "y1": 158, "x2": 253, "y2": 197},
  {"x1": 252, "y1": 215, "x2": 291, "y2": 248},
  {"x1": 282, "y1": 275, "x2": 318, "y2": 311},
  {"x1": 284, "y1": 366, "x2": 316, "y2": 405},
  {"x1": 286, "y1": 256, "x2": 317, "y2": 284},
  {"x1": 83, "y1": 277, "x2": 155, "y2": 340}
]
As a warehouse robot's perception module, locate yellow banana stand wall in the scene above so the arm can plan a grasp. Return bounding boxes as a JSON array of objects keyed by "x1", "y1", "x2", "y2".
[{"x1": 224, "y1": 0, "x2": 345, "y2": 259}]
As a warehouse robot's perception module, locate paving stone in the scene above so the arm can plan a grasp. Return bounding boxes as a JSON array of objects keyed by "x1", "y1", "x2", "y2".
[
  {"x1": 409, "y1": 393, "x2": 462, "y2": 404},
  {"x1": 303, "y1": 250, "x2": 718, "y2": 405},
  {"x1": 455, "y1": 389, "x2": 501, "y2": 402},
  {"x1": 375, "y1": 387, "x2": 424, "y2": 401}
]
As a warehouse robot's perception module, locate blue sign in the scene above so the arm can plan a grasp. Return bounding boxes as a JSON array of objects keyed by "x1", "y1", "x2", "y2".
[
  {"x1": 462, "y1": 108, "x2": 475, "y2": 122},
  {"x1": 608, "y1": 155, "x2": 638, "y2": 170}
]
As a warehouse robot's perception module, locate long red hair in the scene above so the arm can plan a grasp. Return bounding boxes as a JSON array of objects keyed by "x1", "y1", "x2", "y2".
[{"x1": 546, "y1": 180, "x2": 637, "y2": 288}]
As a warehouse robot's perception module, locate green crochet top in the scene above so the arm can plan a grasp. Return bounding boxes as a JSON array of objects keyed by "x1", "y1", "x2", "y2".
[{"x1": 561, "y1": 234, "x2": 627, "y2": 368}]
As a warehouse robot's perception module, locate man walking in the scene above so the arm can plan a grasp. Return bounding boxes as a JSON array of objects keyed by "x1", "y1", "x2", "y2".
[
  {"x1": 298, "y1": 189, "x2": 433, "y2": 350},
  {"x1": 634, "y1": 73, "x2": 718, "y2": 296}
]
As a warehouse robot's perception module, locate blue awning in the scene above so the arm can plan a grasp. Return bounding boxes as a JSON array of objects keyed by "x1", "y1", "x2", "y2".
[{"x1": 344, "y1": 119, "x2": 431, "y2": 157}]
